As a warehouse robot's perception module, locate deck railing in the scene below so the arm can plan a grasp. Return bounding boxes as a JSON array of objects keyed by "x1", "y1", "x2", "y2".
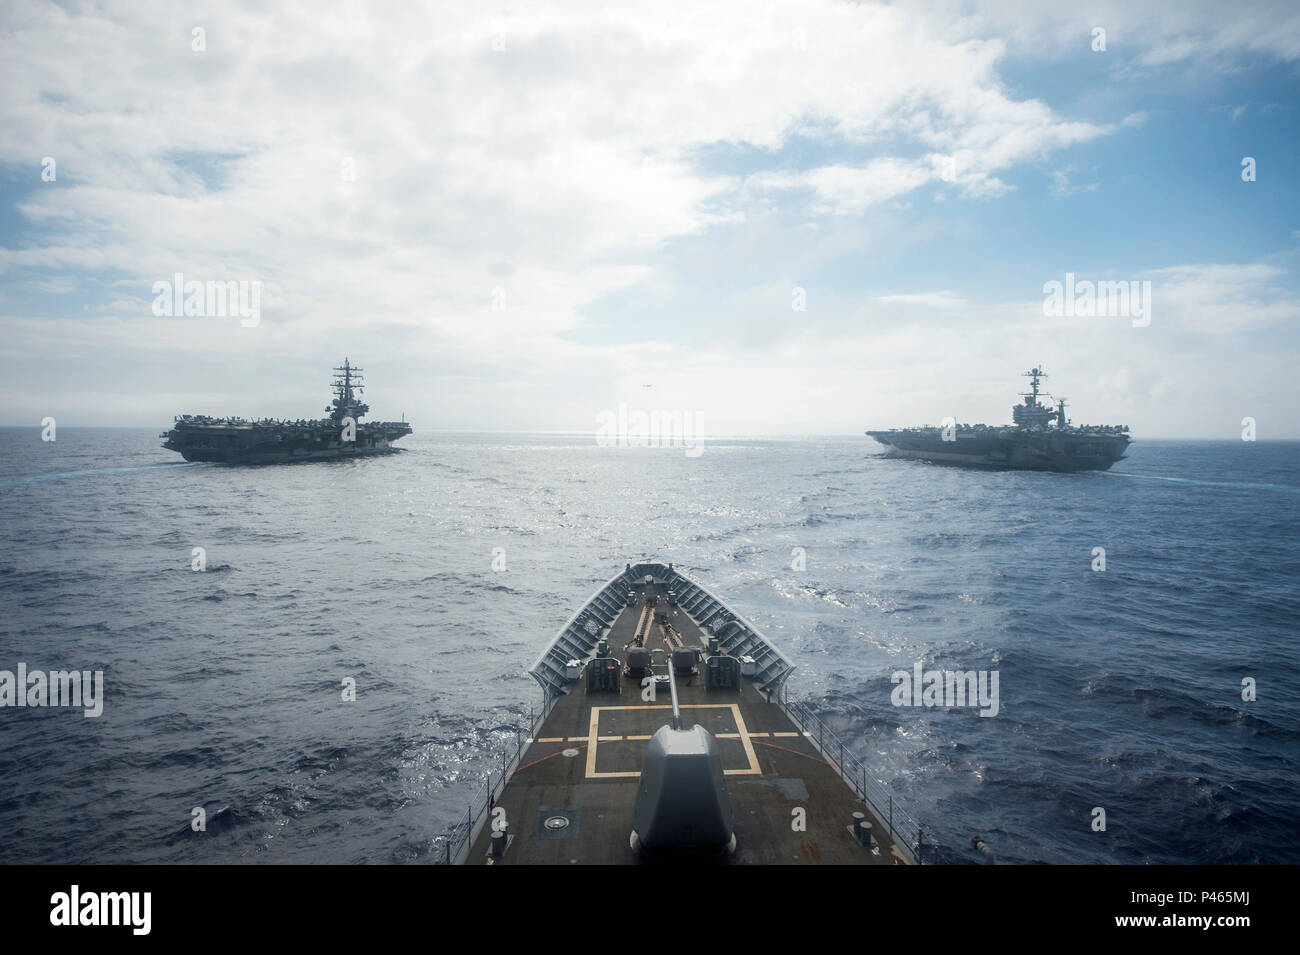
[
  {"x1": 430, "y1": 689, "x2": 559, "y2": 866},
  {"x1": 778, "y1": 695, "x2": 925, "y2": 865}
]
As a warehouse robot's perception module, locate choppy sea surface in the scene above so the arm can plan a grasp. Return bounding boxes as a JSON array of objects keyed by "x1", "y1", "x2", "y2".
[{"x1": 1, "y1": 429, "x2": 1297, "y2": 864}]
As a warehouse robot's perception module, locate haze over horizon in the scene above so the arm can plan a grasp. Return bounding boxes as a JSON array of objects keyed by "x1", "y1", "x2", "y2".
[{"x1": 2, "y1": 1, "x2": 1298, "y2": 440}]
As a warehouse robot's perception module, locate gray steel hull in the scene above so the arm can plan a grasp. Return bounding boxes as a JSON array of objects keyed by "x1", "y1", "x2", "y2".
[
  {"x1": 174, "y1": 440, "x2": 400, "y2": 464},
  {"x1": 867, "y1": 431, "x2": 1128, "y2": 472}
]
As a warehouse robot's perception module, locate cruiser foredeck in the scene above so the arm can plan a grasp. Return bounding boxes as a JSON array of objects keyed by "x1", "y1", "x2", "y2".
[{"x1": 457, "y1": 562, "x2": 920, "y2": 865}]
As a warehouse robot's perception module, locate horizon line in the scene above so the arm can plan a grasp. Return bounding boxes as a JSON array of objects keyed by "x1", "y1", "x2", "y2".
[{"x1": 1, "y1": 426, "x2": 1295, "y2": 443}]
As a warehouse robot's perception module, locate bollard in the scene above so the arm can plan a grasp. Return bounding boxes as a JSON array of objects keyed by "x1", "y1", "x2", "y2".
[{"x1": 857, "y1": 818, "x2": 874, "y2": 847}]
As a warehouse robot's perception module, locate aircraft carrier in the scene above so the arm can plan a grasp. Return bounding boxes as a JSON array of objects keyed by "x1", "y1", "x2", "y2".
[
  {"x1": 867, "y1": 368, "x2": 1130, "y2": 472},
  {"x1": 436, "y1": 561, "x2": 924, "y2": 865},
  {"x1": 160, "y1": 359, "x2": 411, "y2": 463}
]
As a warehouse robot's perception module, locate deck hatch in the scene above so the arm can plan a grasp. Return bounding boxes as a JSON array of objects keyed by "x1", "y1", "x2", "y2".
[{"x1": 534, "y1": 807, "x2": 580, "y2": 840}]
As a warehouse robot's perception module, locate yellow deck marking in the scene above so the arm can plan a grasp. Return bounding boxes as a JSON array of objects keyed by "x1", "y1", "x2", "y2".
[
  {"x1": 586, "y1": 703, "x2": 762, "y2": 779},
  {"x1": 772, "y1": 732, "x2": 800, "y2": 738},
  {"x1": 591, "y1": 703, "x2": 737, "y2": 711},
  {"x1": 537, "y1": 737, "x2": 565, "y2": 743},
  {"x1": 731, "y1": 706, "x2": 762, "y2": 776},
  {"x1": 584, "y1": 714, "x2": 601, "y2": 777}
]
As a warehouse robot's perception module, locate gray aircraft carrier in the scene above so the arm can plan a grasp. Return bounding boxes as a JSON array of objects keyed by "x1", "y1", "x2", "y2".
[
  {"x1": 867, "y1": 367, "x2": 1130, "y2": 472},
  {"x1": 161, "y1": 359, "x2": 411, "y2": 464},
  {"x1": 438, "y1": 561, "x2": 923, "y2": 865}
]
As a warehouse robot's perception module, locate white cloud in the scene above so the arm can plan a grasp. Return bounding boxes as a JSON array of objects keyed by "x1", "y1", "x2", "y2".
[
  {"x1": 0, "y1": 1, "x2": 1296, "y2": 436},
  {"x1": 1049, "y1": 167, "x2": 1101, "y2": 198},
  {"x1": 1135, "y1": 263, "x2": 1300, "y2": 332},
  {"x1": 893, "y1": 0, "x2": 1300, "y2": 65},
  {"x1": 878, "y1": 292, "x2": 968, "y2": 308}
]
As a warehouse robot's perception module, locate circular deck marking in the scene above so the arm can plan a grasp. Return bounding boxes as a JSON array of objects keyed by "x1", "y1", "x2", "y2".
[
  {"x1": 544, "y1": 815, "x2": 570, "y2": 831},
  {"x1": 562, "y1": 748, "x2": 579, "y2": 758}
]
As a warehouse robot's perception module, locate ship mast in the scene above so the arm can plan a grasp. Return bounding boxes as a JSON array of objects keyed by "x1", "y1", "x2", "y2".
[
  {"x1": 1021, "y1": 366, "x2": 1047, "y2": 404},
  {"x1": 328, "y1": 358, "x2": 370, "y2": 422}
]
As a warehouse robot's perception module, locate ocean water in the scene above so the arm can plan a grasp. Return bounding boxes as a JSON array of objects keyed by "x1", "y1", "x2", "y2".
[{"x1": 0, "y1": 428, "x2": 1297, "y2": 864}]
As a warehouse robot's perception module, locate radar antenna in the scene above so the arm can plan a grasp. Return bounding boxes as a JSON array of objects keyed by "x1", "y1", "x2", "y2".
[
  {"x1": 1020, "y1": 366, "x2": 1048, "y2": 402},
  {"x1": 328, "y1": 358, "x2": 370, "y2": 422}
]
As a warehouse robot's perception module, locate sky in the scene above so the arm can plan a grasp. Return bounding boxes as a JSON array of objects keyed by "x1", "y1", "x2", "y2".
[{"x1": 0, "y1": 0, "x2": 1297, "y2": 438}]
